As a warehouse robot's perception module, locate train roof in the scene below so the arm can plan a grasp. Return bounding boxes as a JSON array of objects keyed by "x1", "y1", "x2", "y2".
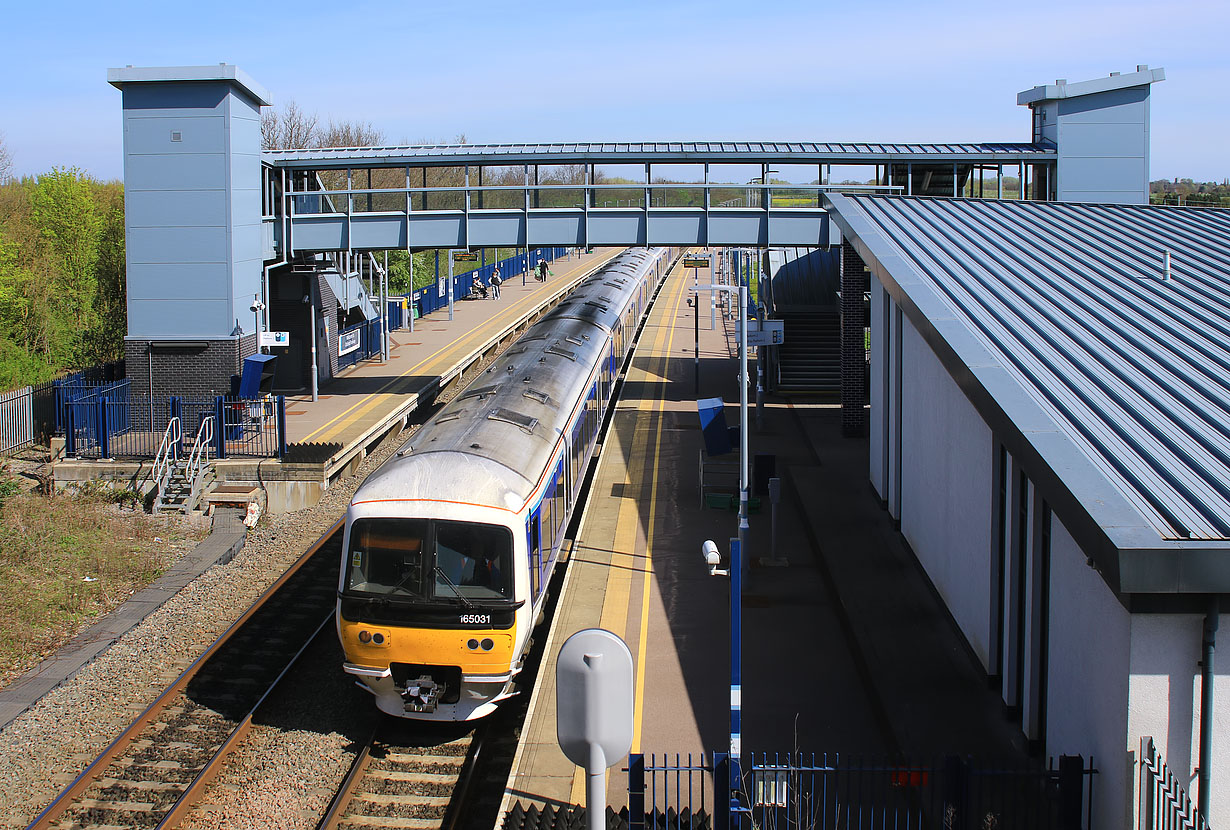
[{"x1": 352, "y1": 249, "x2": 665, "y2": 514}]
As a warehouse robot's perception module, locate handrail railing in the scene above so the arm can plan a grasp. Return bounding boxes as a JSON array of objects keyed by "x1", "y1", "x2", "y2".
[
  {"x1": 186, "y1": 415, "x2": 213, "y2": 484},
  {"x1": 185, "y1": 415, "x2": 214, "y2": 512},
  {"x1": 150, "y1": 416, "x2": 181, "y2": 513}
]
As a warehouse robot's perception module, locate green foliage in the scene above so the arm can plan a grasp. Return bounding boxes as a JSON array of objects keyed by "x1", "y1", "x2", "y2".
[
  {"x1": 0, "y1": 169, "x2": 125, "y2": 389},
  {"x1": 386, "y1": 248, "x2": 525, "y2": 294},
  {"x1": 1150, "y1": 178, "x2": 1230, "y2": 207}
]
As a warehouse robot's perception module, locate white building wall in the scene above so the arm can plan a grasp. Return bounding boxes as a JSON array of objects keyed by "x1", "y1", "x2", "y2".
[
  {"x1": 1128, "y1": 612, "x2": 1230, "y2": 828},
  {"x1": 898, "y1": 318, "x2": 994, "y2": 667},
  {"x1": 1045, "y1": 515, "x2": 1132, "y2": 830},
  {"x1": 869, "y1": 275, "x2": 886, "y2": 500}
]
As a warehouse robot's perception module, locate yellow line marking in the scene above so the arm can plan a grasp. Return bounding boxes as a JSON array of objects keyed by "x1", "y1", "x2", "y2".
[
  {"x1": 631, "y1": 260, "x2": 688, "y2": 753},
  {"x1": 300, "y1": 250, "x2": 623, "y2": 444},
  {"x1": 568, "y1": 257, "x2": 688, "y2": 804}
]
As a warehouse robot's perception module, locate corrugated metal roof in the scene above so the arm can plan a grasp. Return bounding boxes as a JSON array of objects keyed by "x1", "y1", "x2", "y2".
[
  {"x1": 827, "y1": 193, "x2": 1230, "y2": 546},
  {"x1": 263, "y1": 141, "x2": 1054, "y2": 168}
]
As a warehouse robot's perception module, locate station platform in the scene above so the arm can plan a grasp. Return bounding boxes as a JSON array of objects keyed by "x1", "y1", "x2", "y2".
[
  {"x1": 212, "y1": 249, "x2": 624, "y2": 510},
  {"x1": 501, "y1": 255, "x2": 1030, "y2": 818}
]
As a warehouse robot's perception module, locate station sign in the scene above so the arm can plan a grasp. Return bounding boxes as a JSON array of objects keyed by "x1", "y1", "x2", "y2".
[
  {"x1": 453, "y1": 252, "x2": 479, "y2": 262},
  {"x1": 736, "y1": 319, "x2": 785, "y2": 347},
  {"x1": 683, "y1": 257, "x2": 710, "y2": 268},
  {"x1": 259, "y1": 331, "x2": 290, "y2": 348},
  {"x1": 339, "y1": 329, "x2": 361, "y2": 356}
]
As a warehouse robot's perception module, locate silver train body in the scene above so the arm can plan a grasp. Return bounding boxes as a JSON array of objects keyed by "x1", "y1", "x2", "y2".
[{"x1": 336, "y1": 248, "x2": 671, "y2": 720}]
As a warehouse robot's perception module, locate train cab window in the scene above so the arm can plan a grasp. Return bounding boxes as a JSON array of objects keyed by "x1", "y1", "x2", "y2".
[
  {"x1": 346, "y1": 518, "x2": 428, "y2": 597},
  {"x1": 433, "y1": 520, "x2": 514, "y2": 601},
  {"x1": 345, "y1": 518, "x2": 512, "y2": 602}
]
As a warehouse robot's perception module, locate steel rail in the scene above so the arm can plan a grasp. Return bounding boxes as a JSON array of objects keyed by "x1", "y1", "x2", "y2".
[
  {"x1": 156, "y1": 610, "x2": 338, "y2": 828},
  {"x1": 26, "y1": 516, "x2": 345, "y2": 830}
]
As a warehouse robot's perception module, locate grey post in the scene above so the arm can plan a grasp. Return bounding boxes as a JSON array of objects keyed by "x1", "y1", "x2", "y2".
[{"x1": 557, "y1": 628, "x2": 635, "y2": 830}]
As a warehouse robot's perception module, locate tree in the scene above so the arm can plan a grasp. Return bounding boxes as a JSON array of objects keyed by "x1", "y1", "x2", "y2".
[
  {"x1": 319, "y1": 120, "x2": 383, "y2": 148},
  {"x1": 262, "y1": 100, "x2": 319, "y2": 150},
  {"x1": 0, "y1": 134, "x2": 12, "y2": 184},
  {"x1": 86, "y1": 183, "x2": 126, "y2": 363},
  {"x1": 30, "y1": 168, "x2": 102, "y2": 366}
]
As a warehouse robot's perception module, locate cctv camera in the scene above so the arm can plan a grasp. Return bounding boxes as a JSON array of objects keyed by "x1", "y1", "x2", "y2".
[
  {"x1": 250, "y1": 300, "x2": 266, "y2": 312},
  {"x1": 702, "y1": 540, "x2": 726, "y2": 576}
]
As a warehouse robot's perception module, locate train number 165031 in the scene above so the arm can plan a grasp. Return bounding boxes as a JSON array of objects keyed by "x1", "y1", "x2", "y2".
[{"x1": 459, "y1": 614, "x2": 492, "y2": 625}]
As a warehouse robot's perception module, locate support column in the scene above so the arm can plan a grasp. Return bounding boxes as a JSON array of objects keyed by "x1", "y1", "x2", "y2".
[{"x1": 840, "y1": 240, "x2": 869, "y2": 437}]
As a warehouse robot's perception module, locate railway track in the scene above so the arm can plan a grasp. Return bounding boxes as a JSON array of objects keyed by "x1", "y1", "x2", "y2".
[
  {"x1": 318, "y1": 721, "x2": 484, "y2": 830},
  {"x1": 26, "y1": 520, "x2": 345, "y2": 830}
]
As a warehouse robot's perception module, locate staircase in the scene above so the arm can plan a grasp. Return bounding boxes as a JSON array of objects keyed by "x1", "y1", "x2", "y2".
[
  {"x1": 775, "y1": 309, "x2": 841, "y2": 393},
  {"x1": 151, "y1": 416, "x2": 215, "y2": 515}
]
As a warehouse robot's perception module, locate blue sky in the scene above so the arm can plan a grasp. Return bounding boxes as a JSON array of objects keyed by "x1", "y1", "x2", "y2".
[{"x1": 1, "y1": 0, "x2": 1226, "y2": 182}]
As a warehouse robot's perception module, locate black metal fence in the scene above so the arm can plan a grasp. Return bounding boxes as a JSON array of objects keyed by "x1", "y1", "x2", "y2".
[
  {"x1": 1138, "y1": 737, "x2": 1205, "y2": 830},
  {"x1": 628, "y1": 752, "x2": 1097, "y2": 830},
  {"x1": 0, "y1": 385, "x2": 34, "y2": 456}
]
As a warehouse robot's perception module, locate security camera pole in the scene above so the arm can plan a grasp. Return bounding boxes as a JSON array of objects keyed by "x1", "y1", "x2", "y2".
[
  {"x1": 694, "y1": 277, "x2": 750, "y2": 813},
  {"x1": 251, "y1": 295, "x2": 265, "y2": 354}
]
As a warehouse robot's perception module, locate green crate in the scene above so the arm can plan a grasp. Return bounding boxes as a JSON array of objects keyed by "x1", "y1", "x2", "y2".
[{"x1": 704, "y1": 492, "x2": 734, "y2": 510}]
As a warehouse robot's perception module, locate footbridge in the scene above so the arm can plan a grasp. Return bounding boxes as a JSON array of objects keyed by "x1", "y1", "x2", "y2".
[
  {"x1": 105, "y1": 62, "x2": 1162, "y2": 400},
  {"x1": 260, "y1": 141, "x2": 1056, "y2": 253}
]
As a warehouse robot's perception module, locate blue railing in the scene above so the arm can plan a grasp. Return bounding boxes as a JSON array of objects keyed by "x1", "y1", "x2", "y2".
[
  {"x1": 338, "y1": 317, "x2": 386, "y2": 370},
  {"x1": 65, "y1": 390, "x2": 286, "y2": 460},
  {"x1": 405, "y1": 246, "x2": 572, "y2": 322}
]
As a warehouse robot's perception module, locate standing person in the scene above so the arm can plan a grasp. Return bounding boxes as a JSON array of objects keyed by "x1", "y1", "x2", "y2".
[
  {"x1": 490, "y1": 265, "x2": 502, "y2": 299},
  {"x1": 537, "y1": 257, "x2": 549, "y2": 282}
]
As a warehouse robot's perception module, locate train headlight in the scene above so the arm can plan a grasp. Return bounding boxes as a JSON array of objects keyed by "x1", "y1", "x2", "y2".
[
  {"x1": 481, "y1": 638, "x2": 494, "y2": 651},
  {"x1": 356, "y1": 629, "x2": 389, "y2": 647},
  {"x1": 467, "y1": 638, "x2": 480, "y2": 650}
]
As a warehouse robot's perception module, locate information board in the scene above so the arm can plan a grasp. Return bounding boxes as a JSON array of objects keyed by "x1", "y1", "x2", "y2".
[
  {"x1": 683, "y1": 257, "x2": 710, "y2": 268},
  {"x1": 339, "y1": 329, "x2": 361, "y2": 356},
  {"x1": 453, "y1": 252, "x2": 479, "y2": 262}
]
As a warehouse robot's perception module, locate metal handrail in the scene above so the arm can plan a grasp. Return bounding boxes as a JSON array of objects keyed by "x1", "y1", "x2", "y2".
[
  {"x1": 149, "y1": 417, "x2": 181, "y2": 514},
  {"x1": 186, "y1": 415, "x2": 213, "y2": 486},
  {"x1": 151, "y1": 417, "x2": 181, "y2": 486}
]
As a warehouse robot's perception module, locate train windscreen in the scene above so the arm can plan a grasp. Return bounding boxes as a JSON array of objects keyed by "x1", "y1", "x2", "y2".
[{"x1": 346, "y1": 518, "x2": 513, "y2": 602}]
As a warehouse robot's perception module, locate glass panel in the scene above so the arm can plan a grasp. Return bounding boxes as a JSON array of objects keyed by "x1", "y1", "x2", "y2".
[
  {"x1": 346, "y1": 518, "x2": 428, "y2": 596},
  {"x1": 434, "y1": 520, "x2": 514, "y2": 601}
]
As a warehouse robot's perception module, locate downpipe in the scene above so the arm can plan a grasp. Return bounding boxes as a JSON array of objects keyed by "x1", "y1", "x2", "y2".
[{"x1": 1198, "y1": 596, "x2": 1218, "y2": 819}]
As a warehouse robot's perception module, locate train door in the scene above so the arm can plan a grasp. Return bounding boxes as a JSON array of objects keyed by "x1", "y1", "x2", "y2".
[{"x1": 527, "y1": 510, "x2": 542, "y2": 600}]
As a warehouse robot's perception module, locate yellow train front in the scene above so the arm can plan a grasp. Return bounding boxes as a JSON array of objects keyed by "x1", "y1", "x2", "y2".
[{"x1": 336, "y1": 248, "x2": 669, "y2": 720}]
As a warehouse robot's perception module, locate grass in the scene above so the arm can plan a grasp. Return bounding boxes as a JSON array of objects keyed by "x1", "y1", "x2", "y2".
[{"x1": 0, "y1": 465, "x2": 208, "y2": 687}]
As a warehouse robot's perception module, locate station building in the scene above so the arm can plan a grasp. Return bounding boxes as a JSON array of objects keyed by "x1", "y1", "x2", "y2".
[{"x1": 822, "y1": 193, "x2": 1230, "y2": 828}]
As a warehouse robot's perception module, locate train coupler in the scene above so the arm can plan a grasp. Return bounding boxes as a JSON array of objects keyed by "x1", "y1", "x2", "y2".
[{"x1": 402, "y1": 675, "x2": 443, "y2": 713}]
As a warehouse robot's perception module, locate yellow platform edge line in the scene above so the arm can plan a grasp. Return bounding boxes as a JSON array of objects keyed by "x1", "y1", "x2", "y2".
[{"x1": 569, "y1": 254, "x2": 691, "y2": 805}]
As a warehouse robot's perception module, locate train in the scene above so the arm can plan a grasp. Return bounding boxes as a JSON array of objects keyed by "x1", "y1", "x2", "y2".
[{"x1": 336, "y1": 247, "x2": 673, "y2": 720}]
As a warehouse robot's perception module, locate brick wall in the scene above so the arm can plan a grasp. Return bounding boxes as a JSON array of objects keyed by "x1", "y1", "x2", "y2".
[
  {"x1": 840, "y1": 240, "x2": 869, "y2": 437},
  {"x1": 124, "y1": 335, "x2": 255, "y2": 401}
]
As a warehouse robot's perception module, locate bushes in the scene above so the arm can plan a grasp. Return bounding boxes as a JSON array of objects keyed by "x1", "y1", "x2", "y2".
[{"x1": 0, "y1": 170, "x2": 125, "y2": 391}]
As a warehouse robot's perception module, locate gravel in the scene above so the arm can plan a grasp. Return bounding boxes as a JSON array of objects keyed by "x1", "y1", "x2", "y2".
[{"x1": 0, "y1": 348, "x2": 505, "y2": 830}]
